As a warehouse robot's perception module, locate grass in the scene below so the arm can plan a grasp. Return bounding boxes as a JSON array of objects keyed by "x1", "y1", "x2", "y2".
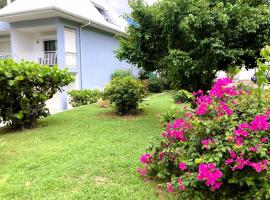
[{"x1": 0, "y1": 93, "x2": 176, "y2": 200}]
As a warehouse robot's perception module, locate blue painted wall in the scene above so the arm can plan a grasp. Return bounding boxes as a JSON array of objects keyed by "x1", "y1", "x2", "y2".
[
  {"x1": 80, "y1": 27, "x2": 133, "y2": 89},
  {"x1": 0, "y1": 21, "x2": 10, "y2": 30}
]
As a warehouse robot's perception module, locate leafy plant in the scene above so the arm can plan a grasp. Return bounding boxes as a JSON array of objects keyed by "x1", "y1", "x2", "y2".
[
  {"x1": 173, "y1": 90, "x2": 194, "y2": 104},
  {"x1": 104, "y1": 77, "x2": 145, "y2": 115},
  {"x1": 111, "y1": 69, "x2": 133, "y2": 80},
  {"x1": 117, "y1": 0, "x2": 270, "y2": 91},
  {"x1": 68, "y1": 89, "x2": 102, "y2": 107},
  {"x1": 148, "y1": 77, "x2": 163, "y2": 93},
  {"x1": 0, "y1": 59, "x2": 74, "y2": 128}
]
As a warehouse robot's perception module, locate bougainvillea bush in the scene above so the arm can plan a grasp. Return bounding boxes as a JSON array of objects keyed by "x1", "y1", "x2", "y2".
[{"x1": 139, "y1": 78, "x2": 270, "y2": 199}]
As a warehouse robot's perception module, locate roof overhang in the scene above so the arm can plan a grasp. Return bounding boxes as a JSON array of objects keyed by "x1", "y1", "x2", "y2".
[{"x1": 0, "y1": 7, "x2": 126, "y2": 35}]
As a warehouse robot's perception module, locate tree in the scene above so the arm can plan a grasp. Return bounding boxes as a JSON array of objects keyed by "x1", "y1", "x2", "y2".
[{"x1": 116, "y1": 0, "x2": 270, "y2": 91}]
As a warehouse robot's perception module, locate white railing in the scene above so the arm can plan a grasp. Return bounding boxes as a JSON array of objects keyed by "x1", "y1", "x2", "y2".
[
  {"x1": 14, "y1": 51, "x2": 57, "y2": 66},
  {"x1": 0, "y1": 53, "x2": 12, "y2": 59}
]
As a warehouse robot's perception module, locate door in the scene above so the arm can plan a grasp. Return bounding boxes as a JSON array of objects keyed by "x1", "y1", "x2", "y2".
[{"x1": 42, "y1": 40, "x2": 57, "y2": 66}]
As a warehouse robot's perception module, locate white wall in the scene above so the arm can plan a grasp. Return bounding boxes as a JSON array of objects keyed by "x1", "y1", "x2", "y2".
[{"x1": 10, "y1": 30, "x2": 35, "y2": 52}]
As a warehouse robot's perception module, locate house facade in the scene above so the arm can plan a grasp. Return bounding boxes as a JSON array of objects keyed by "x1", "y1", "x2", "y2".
[{"x1": 0, "y1": 0, "x2": 134, "y2": 112}]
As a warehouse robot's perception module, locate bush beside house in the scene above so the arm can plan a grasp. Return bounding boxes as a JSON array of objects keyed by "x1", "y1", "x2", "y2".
[
  {"x1": 68, "y1": 89, "x2": 102, "y2": 107},
  {"x1": 104, "y1": 77, "x2": 145, "y2": 115},
  {"x1": 0, "y1": 59, "x2": 73, "y2": 128}
]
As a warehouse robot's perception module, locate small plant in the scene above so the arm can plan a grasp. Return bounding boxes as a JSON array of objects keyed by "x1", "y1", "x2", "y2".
[
  {"x1": 111, "y1": 69, "x2": 133, "y2": 80},
  {"x1": 148, "y1": 77, "x2": 163, "y2": 93},
  {"x1": 97, "y1": 99, "x2": 110, "y2": 108},
  {"x1": 0, "y1": 59, "x2": 73, "y2": 128},
  {"x1": 173, "y1": 89, "x2": 194, "y2": 104},
  {"x1": 226, "y1": 66, "x2": 241, "y2": 79},
  {"x1": 68, "y1": 89, "x2": 102, "y2": 107},
  {"x1": 104, "y1": 77, "x2": 145, "y2": 115}
]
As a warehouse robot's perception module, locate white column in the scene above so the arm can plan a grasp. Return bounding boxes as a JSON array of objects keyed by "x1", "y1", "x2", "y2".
[{"x1": 7, "y1": 0, "x2": 11, "y2": 5}]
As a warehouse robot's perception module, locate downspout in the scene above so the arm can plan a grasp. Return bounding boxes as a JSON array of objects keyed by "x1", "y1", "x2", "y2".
[{"x1": 79, "y1": 21, "x2": 91, "y2": 89}]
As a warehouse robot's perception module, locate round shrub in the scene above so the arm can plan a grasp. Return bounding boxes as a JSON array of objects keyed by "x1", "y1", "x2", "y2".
[
  {"x1": 173, "y1": 89, "x2": 194, "y2": 104},
  {"x1": 68, "y1": 89, "x2": 102, "y2": 107},
  {"x1": 0, "y1": 59, "x2": 74, "y2": 128},
  {"x1": 111, "y1": 69, "x2": 132, "y2": 80},
  {"x1": 104, "y1": 77, "x2": 145, "y2": 115},
  {"x1": 138, "y1": 78, "x2": 270, "y2": 199},
  {"x1": 148, "y1": 78, "x2": 163, "y2": 93}
]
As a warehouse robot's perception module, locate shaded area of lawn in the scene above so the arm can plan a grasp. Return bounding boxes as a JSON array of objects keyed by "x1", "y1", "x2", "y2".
[{"x1": 0, "y1": 93, "x2": 176, "y2": 199}]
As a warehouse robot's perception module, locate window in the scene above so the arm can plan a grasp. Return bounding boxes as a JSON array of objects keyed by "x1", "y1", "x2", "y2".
[
  {"x1": 94, "y1": 5, "x2": 114, "y2": 24},
  {"x1": 44, "y1": 40, "x2": 57, "y2": 52}
]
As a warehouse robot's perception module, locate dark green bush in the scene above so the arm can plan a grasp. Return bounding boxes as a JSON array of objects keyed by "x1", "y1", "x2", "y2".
[
  {"x1": 104, "y1": 77, "x2": 145, "y2": 115},
  {"x1": 0, "y1": 59, "x2": 74, "y2": 128},
  {"x1": 68, "y1": 89, "x2": 102, "y2": 107},
  {"x1": 148, "y1": 78, "x2": 163, "y2": 93},
  {"x1": 173, "y1": 89, "x2": 194, "y2": 103},
  {"x1": 111, "y1": 69, "x2": 132, "y2": 80}
]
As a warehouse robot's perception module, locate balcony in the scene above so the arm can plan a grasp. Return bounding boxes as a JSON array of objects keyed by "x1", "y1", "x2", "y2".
[{"x1": 0, "y1": 51, "x2": 58, "y2": 66}]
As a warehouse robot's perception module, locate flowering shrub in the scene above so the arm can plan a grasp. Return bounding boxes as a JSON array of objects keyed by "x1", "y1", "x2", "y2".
[{"x1": 138, "y1": 77, "x2": 270, "y2": 199}]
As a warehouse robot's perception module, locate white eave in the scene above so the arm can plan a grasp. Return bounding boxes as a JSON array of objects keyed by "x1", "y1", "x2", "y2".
[{"x1": 0, "y1": 0, "x2": 127, "y2": 35}]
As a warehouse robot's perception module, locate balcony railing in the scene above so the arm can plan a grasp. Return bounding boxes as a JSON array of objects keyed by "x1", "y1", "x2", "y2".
[
  {"x1": 14, "y1": 51, "x2": 57, "y2": 66},
  {"x1": 0, "y1": 52, "x2": 58, "y2": 66},
  {"x1": 0, "y1": 53, "x2": 12, "y2": 59}
]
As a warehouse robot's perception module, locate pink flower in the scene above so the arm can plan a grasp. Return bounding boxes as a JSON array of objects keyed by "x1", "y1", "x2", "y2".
[
  {"x1": 229, "y1": 150, "x2": 237, "y2": 159},
  {"x1": 166, "y1": 182, "x2": 174, "y2": 193},
  {"x1": 248, "y1": 160, "x2": 268, "y2": 172},
  {"x1": 179, "y1": 162, "x2": 187, "y2": 171},
  {"x1": 225, "y1": 159, "x2": 234, "y2": 165},
  {"x1": 159, "y1": 152, "x2": 165, "y2": 161},
  {"x1": 137, "y1": 168, "x2": 147, "y2": 177},
  {"x1": 234, "y1": 123, "x2": 250, "y2": 138},
  {"x1": 178, "y1": 178, "x2": 185, "y2": 191},
  {"x1": 210, "y1": 181, "x2": 222, "y2": 191},
  {"x1": 261, "y1": 137, "x2": 268, "y2": 143},
  {"x1": 201, "y1": 139, "x2": 214, "y2": 149},
  {"x1": 210, "y1": 78, "x2": 239, "y2": 98},
  {"x1": 140, "y1": 153, "x2": 153, "y2": 164},
  {"x1": 197, "y1": 163, "x2": 223, "y2": 189},
  {"x1": 250, "y1": 115, "x2": 270, "y2": 131}
]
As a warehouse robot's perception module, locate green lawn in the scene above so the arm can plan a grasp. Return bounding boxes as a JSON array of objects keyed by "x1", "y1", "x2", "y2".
[{"x1": 0, "y1": 93, "x2": 175, "y2": 200}]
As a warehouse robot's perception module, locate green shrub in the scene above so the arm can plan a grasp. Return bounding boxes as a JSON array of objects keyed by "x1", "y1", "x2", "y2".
[
  {"x1": 68, "y1": 89, "x2": 102, "y2": 107},
  {"x1": 111, "y1": 69, "x2": 132, "y2": 80},
  {"x1": 0, "y1": 59, "x2": 74, "y2": 128},
  {"x1": 173, "y1": 89, "x2": 194, "y2": 103},
  {"x1": 104, "y1": 77, "x2": 145, "y2": 115},
  {"x1": 148, "y1": 78, "x2": 163, "y2": 93}
]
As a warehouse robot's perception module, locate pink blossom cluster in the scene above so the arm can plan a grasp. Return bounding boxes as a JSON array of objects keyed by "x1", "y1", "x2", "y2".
[
  {"x1": 178, "y1": 178, "x2": 185, "y2": 191},
  {"x1": 250, "y1": 115, "x2": 270, "y2": 131},
  {"x1": 225, "y1": 150, "x2": 269, "y2": 172},
  {"x1": 140, "y1": 153, "x2": 153, "y2": 164},
  {"x1": 209, "y1": 78, "x2": 239, "y2": 98},
  {"x1": 201, "y1": 138, "x2": 215, "y2": 149},
  {"x1": 197, "y1": 163, "x2": 223, "y2": 191},
  {"x1": 163, "y1": 118, "x2": 192, "y2": 141},
  {"x1": 216, "y1": 101, "x2": 233, "y2": 116},
  {"x1": 137, "y1": 168, "x2": 147, "y2": 176},
  {"x1": 195, "y1": 78, "x2": 241, "y2": 116},
  {"x1": 233, "y1": 114, "x2": 270, "y2": 146},
  {"x1": 179, "y1": 162, "x2": 187, "y2": 171},
  {"x1": 196, "y1": 95, "x2": 212, "y2": 115},
  {"x1": 167, "y1": 182, "x2": 174, "y2": 193}
]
